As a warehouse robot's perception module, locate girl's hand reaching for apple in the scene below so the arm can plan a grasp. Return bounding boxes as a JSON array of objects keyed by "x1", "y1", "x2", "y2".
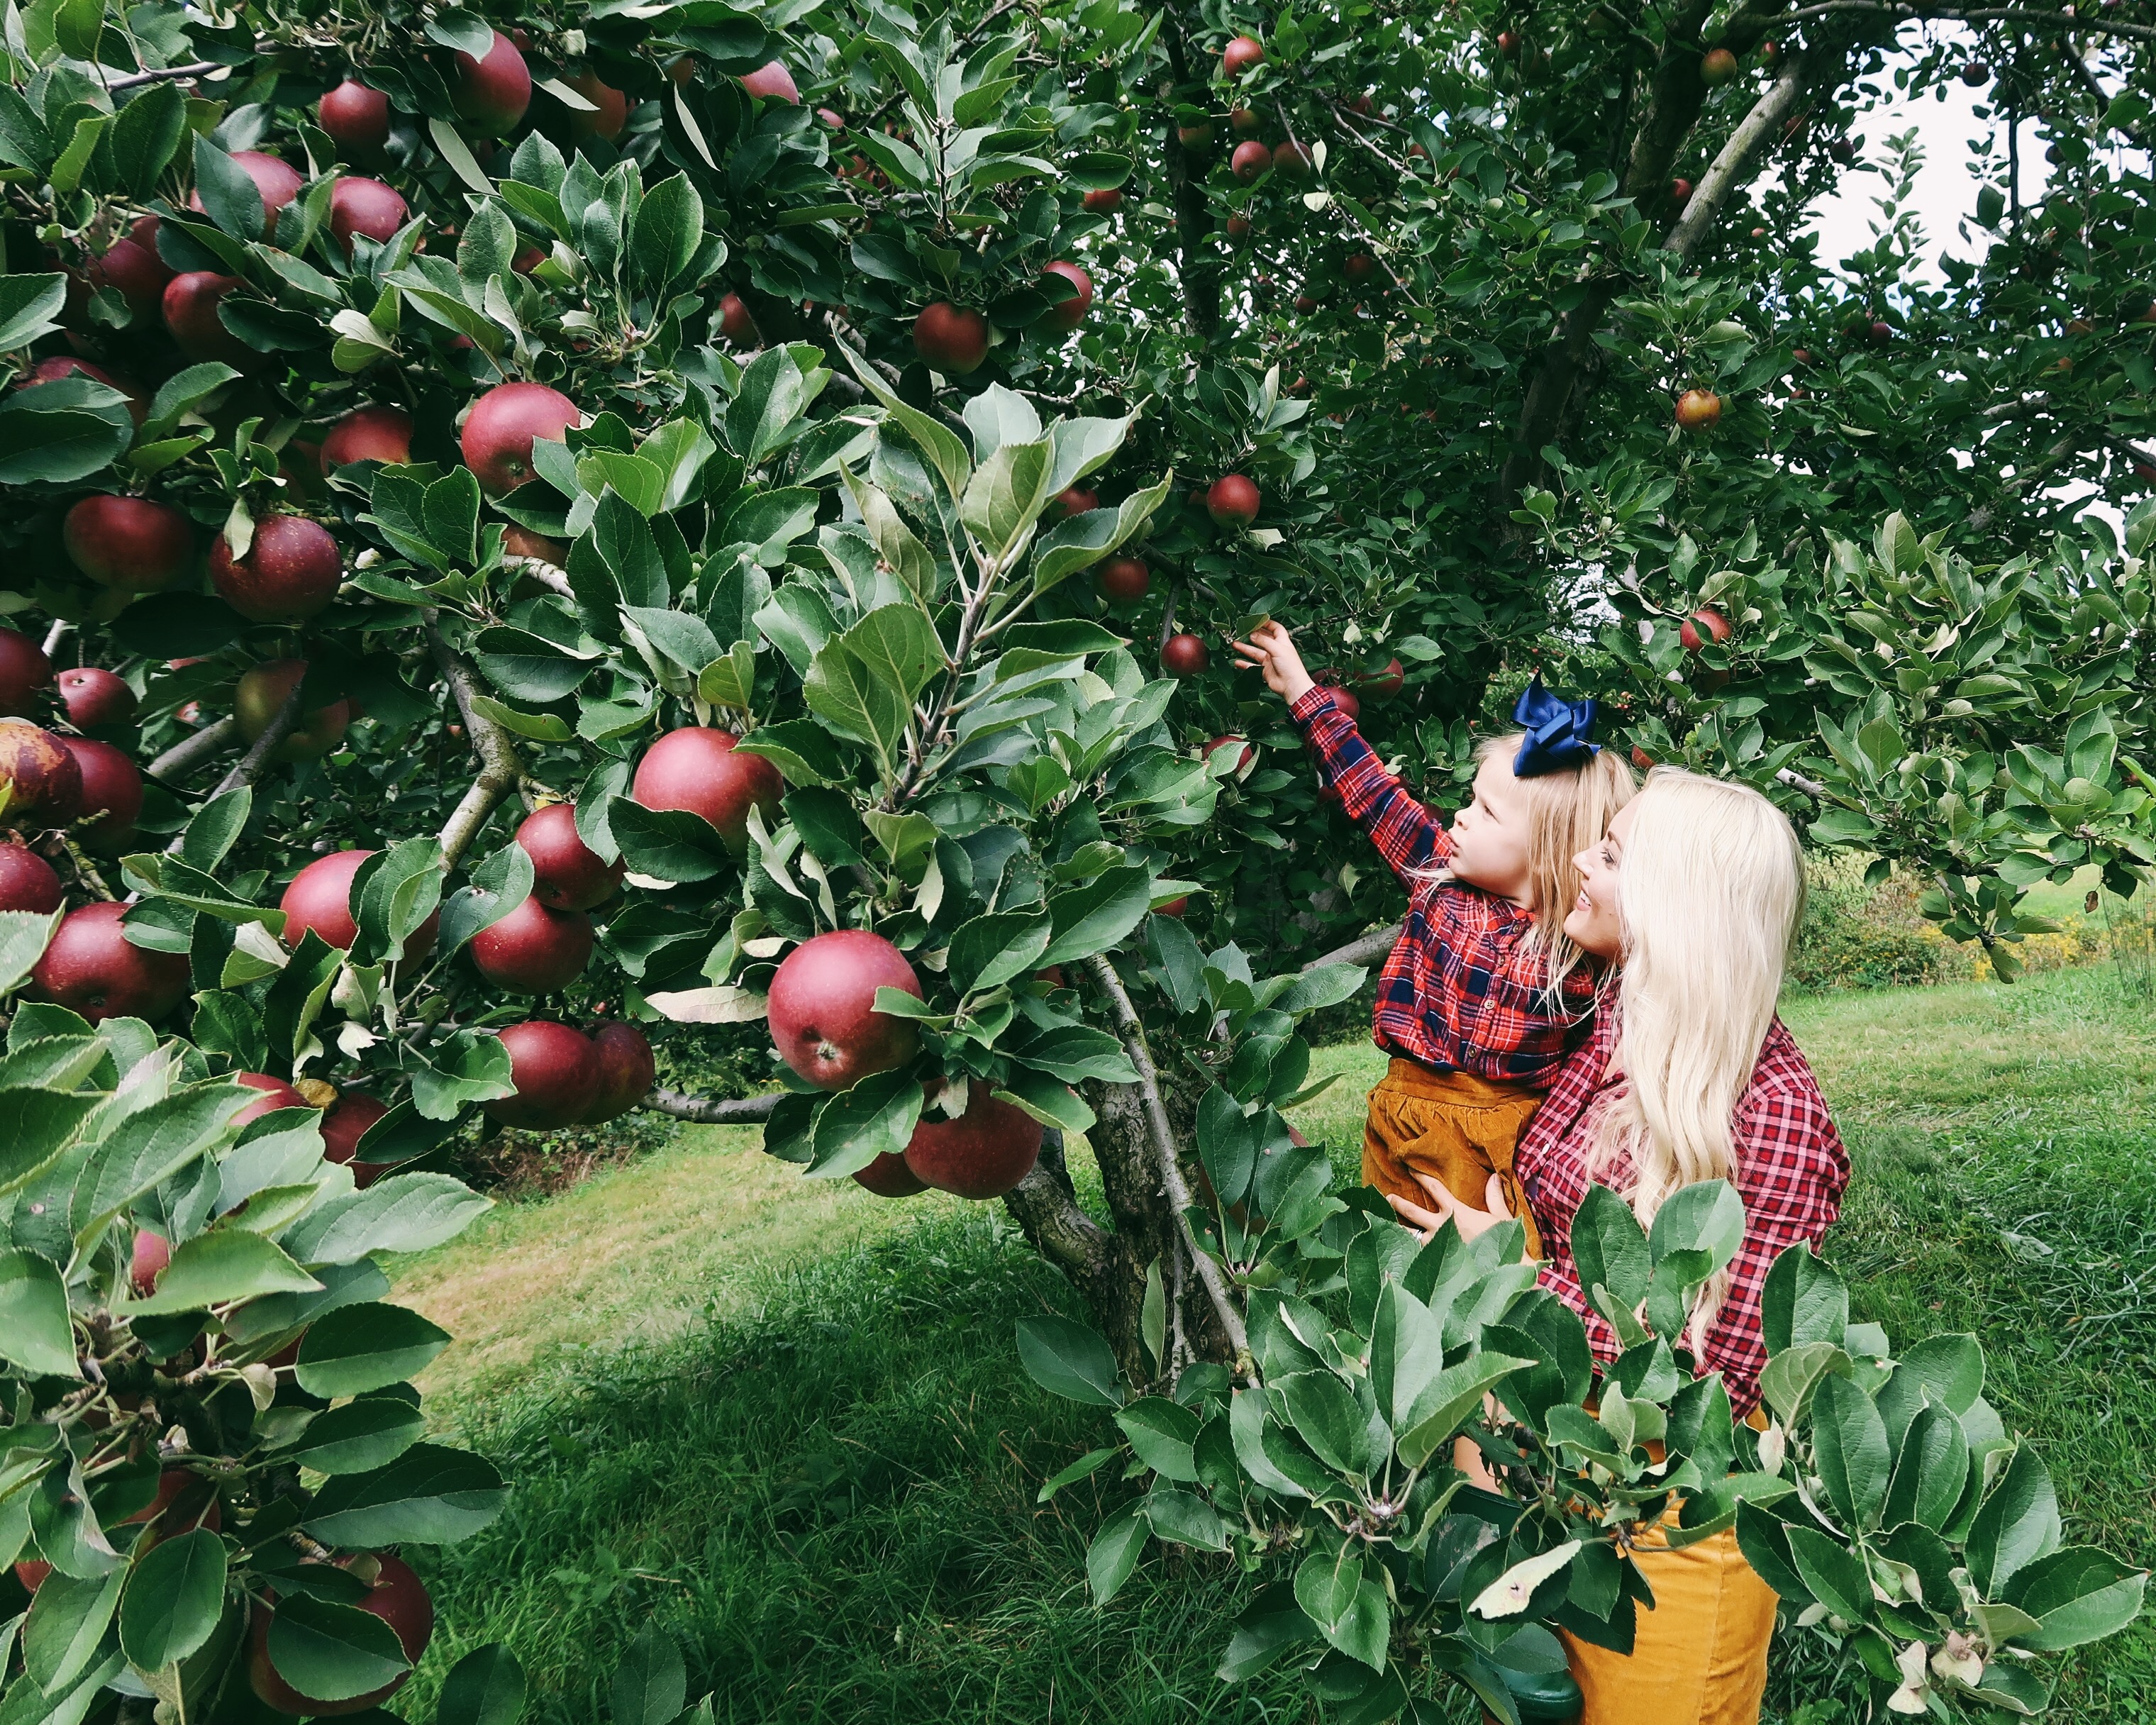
[{"x1": 1231, "y1": 621, "x2": 1316, "y2": 705}]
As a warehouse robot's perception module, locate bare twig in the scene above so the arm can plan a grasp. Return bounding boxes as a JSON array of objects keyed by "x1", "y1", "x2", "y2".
[
  {"x1": 502, "y1": 555, "x2": 574, "y2": 599},
  {"x1": 1309, "y1": 923, "x2": 1401, "y2": 971},
  {"x1": 108, "y1": 60, "x2": 222, "y2": 91},
  {"x1": 1084, "y1": 953, "x2": 1253, "y2": 1368},
  {"x1": 427, "y1": 623, "x2": 527, "y2": 867},
  {"x1": 1776, "y1": 766, "x2": 1828, "y2": 798},
  {"x1": 1665, "y1": 51, "x2": 1812, "y2": 257},
  {"x1": 40, "y1": 619, "x2": 69, "y2": 658},
  {"x1": 642, "y1": 1088, "x2": 782, "y2": 1123},
  {"x1": 208, "y1": 684, "x2": 304, "y2": 798},
  {"x1": 147, "y1": 715, "x2": 239, "y2": 782}
]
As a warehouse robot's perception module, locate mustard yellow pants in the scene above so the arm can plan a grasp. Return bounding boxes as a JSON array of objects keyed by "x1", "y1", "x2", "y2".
[
  {"x1": 1560, "y1": 1518, "x2": 1778, "y2": 1724},
  {"x1": 1362, "y1": 1058, "x2": 1544, "y2": 1260}
]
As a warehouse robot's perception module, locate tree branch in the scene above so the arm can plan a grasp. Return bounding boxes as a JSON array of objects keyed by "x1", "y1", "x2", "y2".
[
  {"x1": 1158, "y1": 15, "x2": 1222, "y2": 344},
  {"x1": 208, "y1": 684, "x2": 305, "y2": 798},
  {"x1": 426, "y1": 623, "x2": 527, "y2": 868},
  {"x1": 1665, "y1": 52, "x2": 1813, "y2": 257},
  {"x1": 1084, "y1": 954, "x2": 1252, "y2": 1366},
  {"x1": 1777, "y1": 1, "x2": 2156, "y2": 42},
  {"x1": 502, "y1": 555, "x2": 574, "y2": 599},
  {"x1": 108, "y1": 60, "x2": 221, "y2": 90},
  {"x1": 2058, "y1": 43, "x2": 2147, "y2": 143},
  {"x1": 146, "y1": 715, "x2": 240, "y2": 783},
  {"x1": 642, "y1": 1088, "x2": 781, "y2": 1123},
  {"x1": 1310, "y1": 923, "x2": 1401, "y2": 971}
]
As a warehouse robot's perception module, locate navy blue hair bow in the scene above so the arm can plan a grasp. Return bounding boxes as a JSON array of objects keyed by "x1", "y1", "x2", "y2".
[{"x1": 1511, "y1": 680, "x2": 1601, "y2": 778}]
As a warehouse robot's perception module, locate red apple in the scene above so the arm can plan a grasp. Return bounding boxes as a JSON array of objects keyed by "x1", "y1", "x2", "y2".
[
  {"x1": 565, "y1": 71, "x2": 630, "y2": 142},
  {"x1": 60, "y1": 738, "x2": 143, "y2": 848},
  {"x1": 232, "y1": 1071, "x2": 311, "y2": 1130},
  {"x1": 913, "y1": 301, "x2": 991, "y2": 374},
  {"x1": 1206, "y1": 474, "x2": 1261, "y2": 528},
  {"x1": 1497, "y1": 30, "x2": 1522, "y2": 53},
  {"x1": 1096, "y1": 557, "x2": 1149, "y2": 603},
  {"x1": 1043, "y1": 260, "x2": 1092, "y2": 331},
  {"x1": 328, "y1": 177, "x2": 409, "y2": 255},
  {"x1": 578, "y1": 1022, "x2": 655, "y2": 1122},
  {"x1": 62, "y1": 495, "x2": 192, "y2": 592},
  {"x1": 189, "y1": 151, "x2": 303, "y2": 219},
  {"x1": 740, "y1": 60, "x2": 801, "y2": 104},
  {"x1": 1049, "y1": 487, "x2": 1099, "y2": 521},
  {"x1": 1679, "y1": 607, "x2": 1731, "y2": 650},
  {"x1": 321, "y1": 404, "x2": 414, "y2": 471},
  {"x1": 1161, "y1": 633, "x2": 1208, "y2": 677},
  {"x1": 1156, "y1": 895, "x2": 1190, "y2": 918},
  {"x1": 1221, "y1": 34, "x2": 1265, "y2": 78},
  {"x1": 279, "y1": 850, "x2": 439, "y2": 963},
  {"x1": 1272, "y1": 141, "x2": 1315, "y2": 182},
  {"x1": 318, "y1": 80, "x2": 391, "y2": 156},
  {"x1": 1961, "y1": 60, "x2": 1990, "y2": 85},
  {"x1": 0, "y1": 843, "x2": 62, "y2": 913},
  {"x1": 321, "y1": 1091, "x2": 393, "y2": 1187},
  {"x1": 132, "y1": 1228, "x2": 171, "y2": 1294},
  {"x1": 0, "y1": 721, "x2": 81, "y2": 819},
  {"x1": 454, "y1": 30, "x2": 533, "y2": 134},
  {"x1": 501, "y1": 525, "x2": 568, "y2": 565},
  {"x1": 469, "y1": 894, "x2": 594, "y2": 992},
  {"x1": 1343, "y1": 252, "x2": 1377, "y2": 284},
  {"x1": 1082, "y1": 187, "x2": 1123, "y2": 213},
  {"x1": 1226, "y1": 216, "x2": 1252, "y2": 241},
  {"x1": 1631, "y1": 745, "x2": 1655, "y2": 771},
  {"x1": 32, "y1": 901, "x2": 189, "y2": 1023},
  {"x1": 484, "y1": 1021, "x2": 603, "y2": 1128},
  {"x1": 1867, "y1": 319, "x2": 1892, "y2": 345},
  {"x1": 1675, "y1": 388, "x2": 1722, "y2": 430},
  {"x1": 1231, "y1": 140, "x2": 1272, "y2": 183},
  {"x1": 1177, "y1": 121, "x2": 1215, "y2": 151},
  {"x1": 630, "y1": 727, "x2": 782, "y2": 858},
  {"x1": 903, "y1": 1086, "x2": 1043, "y2": 1199},
  {"x1": 719, "y1": 292, "x2": 762, "y2": 347},
  {"x1": 516, "y1": 803, "x2": 624, "y2": 911},
  {"x1": 1354, "y1": 658, "x2": 1406, "y2": 701},
  {"x1": 852, "y1": 1151, "x2": 928, "y2": 1197},
  {"x1": 1206, "y1": 734, "x2": 1255, "y2": 775},
  {"x1": 58, "y1": 665, "x2": 139, "y2": 728},
  {"x1": 767, "y1": 929, "x2": 923, "y2": 1090},
  {"x1": 235, "y1": 659, "x2": 355, "y2": 761},
  {"x1": 1230, "y1": 107, "x2": 1262, "y2": 135},
  {"x1": 817, "y1": 107, "x2": 847, "y2": 129},
  {"x1": 1701, "y1": 48, "x2": 1739, "y2": 84},
  {"x1": 460, "y1": 382, "x2": 580, "y2": 494},
  {"x1": 250, "y1": 1555, "x2": 433, "y2": 1718},
  {"x1": 1669, "y1": 177, "x2": 1694, "y2": 206},
  {"x1": 0, "y1": 628, "x2": 52, "y2": 715},
  {"x1": 90, "y1": 216, "x2": 172, "y2": 315},
  {"x1": 209, "y1": 514, "x2": 343, "y2": 622}
]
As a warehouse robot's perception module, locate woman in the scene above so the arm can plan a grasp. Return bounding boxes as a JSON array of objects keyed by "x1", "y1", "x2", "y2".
[{"x1": 1389, "y1": 768, "x2": 1850, "y2": 1724}]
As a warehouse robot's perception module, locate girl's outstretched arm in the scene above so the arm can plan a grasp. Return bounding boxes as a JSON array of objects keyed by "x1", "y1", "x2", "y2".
[{"x1": 1231, "y1": 621, "x2": 1450, "y2": 876}]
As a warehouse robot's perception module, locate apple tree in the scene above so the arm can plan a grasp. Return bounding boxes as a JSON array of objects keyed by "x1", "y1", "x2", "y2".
[{"x1": 0, "y1": 0, "x2": 2150, "y2": 1715}]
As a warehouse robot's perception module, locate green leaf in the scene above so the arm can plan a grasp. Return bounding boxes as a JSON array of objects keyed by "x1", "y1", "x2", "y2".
[
  {"x1": 1810, "y1": 1372, "x2": 1890, "y2": 1532},
  {"x1": 804, "y1": 639, "x2": 906, "y2": 767},
  {"x1": 1784, "y1": 1524, "x2": 1874, "y2": 1624},
  {"x1": 1277, "y1": 1371, "x2": 1369, "y2": 1475},
  {"x1": 296, "y1": 1303, "x2": 452, "y2": 1397},
  {"x1": 191, "y1": 136, "x2": 266, "y2": 240},
  {"x1": 1040, "y1": 867, "x2": 1153, "y2": 965},
  {"x1": 0, "y1": 1085, "x2": 95, "y2": 1193},
  {"x1": 279, "y1": 1394, "x2": 428, "y2": 1476},
  {"x1": 734, "y1": 720, "x2": 848, "y2": 786},
  {"x1": 1015, "y1": 1315, "x2": 1123, "y2": 1407},
  {"x1": 109, "y1": 82, "x2": 188, "y2": 197},
  {"x1": 437, "y1": 1643, "x2": 528, "y2": 1725},
  {"x1": 1760, "y1": 1244, "x2": 1847, "y2": 1355},
  {"x1": 1647, "y1": 1179, "x2": 1745, "y2": 1275},
  {"x1": 1967, "y1": 1441, "x2": 2062, "y2": 1596},
  {"x1": 960, "y1": 436, "x2": 1055, "y2": 559},
  {"x1": 992, "y1": 1072, "x2": 1094, "y2": 1133},
  {"x1": 1116, "y1": 1399, "x2": 1201, "y2": 1481},
  {"x1": 726, "y1": 345, "x2": 807, "y2": 467},
  {"x1": 23, "y1": 1567, "x2": 124, "y2": 1695},
  {"x1": 1398, "y1": 1351, "x2": 1537, "y2": 1468},
  {"x1": 1144, "y1": 1487, "x2": 1233, "y2": 1551},
  {"x1": 266, "y1": 1594, "x2": 411, "y2": 1704},
  {"x1": 125, "y1": 1230, "x2": 321, "y2": 1316},
  {"x1": 948, "y1": 909, "x2": 1053, "y2": 996},
  {"x1": 1875, "y1": 1332, "x2": 1983, "y2": 1449},
  {"x1": 1882, "y1": 1402, "x2": 1970, "y2": 1533},
  {"x1": 0, "y1": 1250, "x2": 82, "y2": 1377},
  {"x1": 282, "y1": 1174, "x2": 492, "y2": 1265},
  {"x1": 300, "y1": 1443, "x2": 507, "y2": 1546},
  {"x1": 845, "y1": 604, "x2": 945, "y2": 704},
  {"x1": 804, "y1": 1070, "x2": 923, "y2": 1180},
  {"x1": 75, "y1": 1082, "x2": 249, "y2": 1235},
  {"x1": 119, "y1": 1529, "x2": 226, "y2": 1669},
  {"x1": 1009, "y1": 1024, "x2": 1136, "y2": 1085},
  {"x1": 609, "y1": 800, "x2": 733, "y2": 884},
  {"x1": 0, "y1": 375, "x2": 134, "y2": 482},
  {"x1": 632, "y1": 175, "x2": 701, "y2": 292},
  {"x1": 1570, "y1": 1185, "x2": 1651, "y2": 1307},
  {"x1": 2002, "y1": 1547, "x2": 2149, "y2": 1651},
  {"x1": 0, "y1": 274, "x2": 67, "y2": 351},
  {"x1": 1086, "y1": 1502, "x2": 1147, "y2": 1604},
  {"x1": 1036, "y1": 1446, "x2": 1120, "y2": 1504}
]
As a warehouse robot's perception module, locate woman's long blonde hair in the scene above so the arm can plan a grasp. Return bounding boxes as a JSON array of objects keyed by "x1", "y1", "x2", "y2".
[
  {"x1": 1425, "y1": 734, "x2": 1636, "y2": 1004},
  {"x1": 1587, "y1": 768, "x2": 1806, "y2": 1334}
]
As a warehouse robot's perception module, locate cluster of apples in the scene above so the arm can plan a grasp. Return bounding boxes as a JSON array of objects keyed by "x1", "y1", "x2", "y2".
[
  {"x1": 763, "y1": 928, "x2": 1048, "y2": 1200},
  {"x1": 0, "y1": 628, "x2": 149, "y2": 884}
]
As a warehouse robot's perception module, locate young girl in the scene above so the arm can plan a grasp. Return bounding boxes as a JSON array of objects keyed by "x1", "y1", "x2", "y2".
[{"x1": 1232, "y1": 621, "x2": 1634, "y2": 1250}]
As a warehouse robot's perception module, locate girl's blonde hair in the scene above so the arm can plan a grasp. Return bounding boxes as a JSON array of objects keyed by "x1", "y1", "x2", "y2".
[
  {"x1": 1587, "y1": 767, "x2": 1806, "y2": 1343},
  {"x1": 1423, "y1": 733, "x2": 1637, "y2": 1003}
]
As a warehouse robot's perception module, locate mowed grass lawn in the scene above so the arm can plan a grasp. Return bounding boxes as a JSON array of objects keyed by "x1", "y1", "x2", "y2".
[{"x1": 392, "y1": 965, "x2": 2156, "y2": 1725}]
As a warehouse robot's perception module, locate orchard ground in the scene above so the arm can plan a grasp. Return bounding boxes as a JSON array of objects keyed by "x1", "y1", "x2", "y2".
[{"x1": 391, "y1": 958, "x2": 2156, "y2": 1725}]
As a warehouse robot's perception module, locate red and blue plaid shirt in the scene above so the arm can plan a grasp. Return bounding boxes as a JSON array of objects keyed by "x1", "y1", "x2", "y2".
[
  {"x1": 1292, "y1": 687, "x2": 1598, "y2": 1087},
  {"x1": 1516, "y1": 1007, "x2": 1852, "y2": 1418}
]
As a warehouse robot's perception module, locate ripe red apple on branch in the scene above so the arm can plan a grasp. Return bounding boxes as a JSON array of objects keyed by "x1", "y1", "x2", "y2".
[
  {"x1": 630, "y1": 726, "x2": 783, "y2": 857},
  {"x1": 62, "y1": 495, "x2": 193, "y2": 591},
  {"x1": 1231, "y1": 141, "x2": 1272, "y2": 183},
  {"x1": 61, "y1": 737, "x2": 143, "y2": 848},
  {"x1": 0, "y1": 843, "x2": 62, "y2": 914},
  {"x1": 453, "y1": 30, "x2": 533, "y2": 133},
  {"x1": 516, "y1": 804, "x2": 625, "y2": 911},
  {"x1": 1096, "y1": 557, "x2": 1149, "y2": 602},
  {"x1": 210, "y1": 515, "x2": 344, "y2": 622},
  {"x1": 913, "y1": 301, "x2": 991, "y2": 373},
  {"x1": 767, "y1": 929, "x2": 923, "y2": 1089},
  {"x1": 461, "y1": 382, "x2": 581, "y2": 494},
  {"x1": 328, "y1": 177, "x2": 409, "y2": 255},
  {"x1": 280, "y1": 850, "x2": 439, "y2": 963},
  {"x1": 32, "y1": 902, "x2": 190, "y2": 1024},
  {"x1": 904, "y1": 1087, "x2": 1045, "y2": 1198},
  {"x1": 1206, "y1": 474, "x2": 1260, "y2": 528},
  {"x1": 1221, "y1": 35, "x2": 1265, "y2": 79},
  {"x1": 56, "y1": 666, "x2": 137, "y2": 729},
  {"x1": 321, "y1": 404, "x2": 414, "y2": 471},
  {"x1": 0, "y1": 628, "x2": 49, "y2": 714},
  {"x1": 0, "y1": 719, "x2": 81, "y2": 816},
  {"x1": 1162, "y1": 633, "x2": 1208, "y2": 677},
  {"x1": 318, "y1": 80, "x2": 391, "y2": 156},
  {"x1": 1043, "y1": 261, "x2": 1092, "y2": 330},
  {"x1": 1675, "y1": 388, "x2": 1722, "y2": 431},
  {"x1": 469, "y1": 894, "x2": 595, "y2": 992}
]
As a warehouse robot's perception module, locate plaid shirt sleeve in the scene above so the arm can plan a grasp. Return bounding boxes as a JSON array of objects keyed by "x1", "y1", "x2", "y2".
[
  {"x1": 1289, "y1": 686, "x2": 1452, "y2": 879},
  {"x1": 1520, "y1": 1017, "x2": 1850, "y2": 1420}
]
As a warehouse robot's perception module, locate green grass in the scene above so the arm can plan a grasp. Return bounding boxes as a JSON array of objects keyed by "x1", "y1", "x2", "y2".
[{"x1": 394, "y1": 967, "x2": 2156, "y2": 1724}]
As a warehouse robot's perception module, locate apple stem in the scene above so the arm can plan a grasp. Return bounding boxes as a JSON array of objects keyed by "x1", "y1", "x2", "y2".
[{"x1": 1083, "y1": 953, "x2": 1255, "y2": 1376}]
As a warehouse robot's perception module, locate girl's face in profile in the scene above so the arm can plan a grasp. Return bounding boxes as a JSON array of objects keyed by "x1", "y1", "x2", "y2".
[
  {"x1": 1565, "y1": 799, "x2": 1635, "y2": 959},
  {"x1": 1447, "y1": 753, "x2": 1535, "y2": 906}
]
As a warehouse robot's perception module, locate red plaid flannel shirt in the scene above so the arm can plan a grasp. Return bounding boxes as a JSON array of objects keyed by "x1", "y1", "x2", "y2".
[
  {"x1": 1291, "y1": 687, "x2": 1598, "y2": 1087},
  {"x1": 1514, "y1": 1008, "x2": 1851, "y2": 1418}
]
